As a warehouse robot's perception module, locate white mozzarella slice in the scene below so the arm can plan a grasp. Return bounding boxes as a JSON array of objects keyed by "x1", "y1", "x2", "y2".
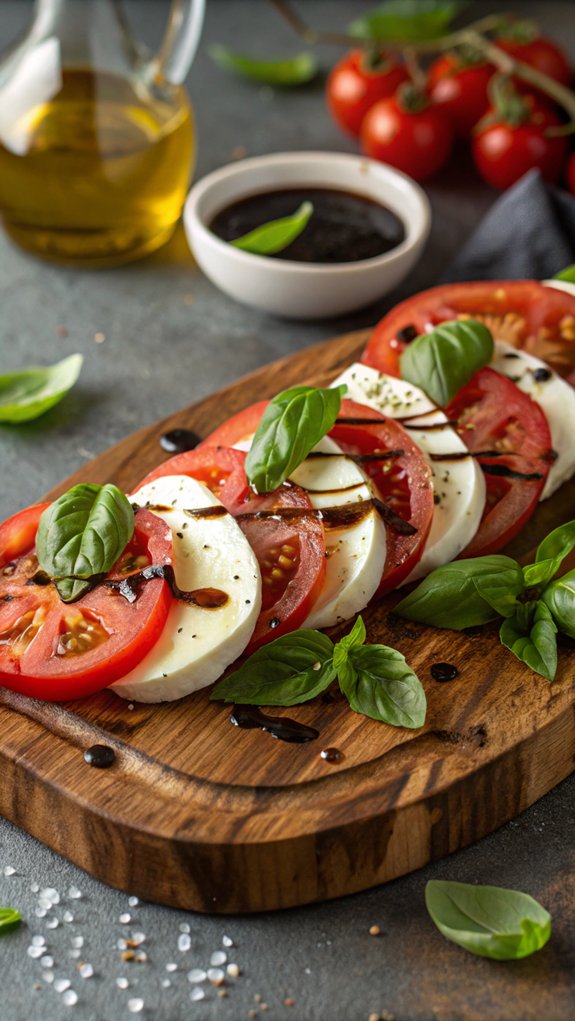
[
  {"x1": 292, "y1": 436, "x2": 387, "y2": 629},
  {"x1": 110, "y1": 475, "x2": 261, "y2": 704},
  {"x1": 543, "y1": 279, "x2": 575, "y2": 299},
  {"x1": 491, "y1": 339, "x2": 575, "y2": 499},
  {"x1": 332, "y1": 363, "x2": 486, "y2": 581}
]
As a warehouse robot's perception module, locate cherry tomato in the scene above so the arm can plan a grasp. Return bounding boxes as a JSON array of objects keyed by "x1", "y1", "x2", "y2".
[
  {"x1": 362, "y1": 279, "x2": 575, "y2": 381},
  {"x1": 445, "y1": 368, "x2": 552, "y2": 557},
  {"x1": 360, "y1": 93, "x2": 454, "y2": 182},
  {"x1": 428, "y1": 53, "x2": 493, "y2": 136},
  {"x1": 138, "y1": 443, "x2": 326, "y2": 652},
  {"x1": 201, "y1": 399, "x2": 434, "y2": 596},
  {"x1": 326, "y1": 49, "x2": 408, "y2": 137},
  {"x1": 0, "y1": 506, "x2": 173, "y2": 701},
  {"x1": 472, "y1": 105, "x2": 567, "y2": 189},
  {"x1": 497, "y1": 36, "x2": 571, "y2": 90}
]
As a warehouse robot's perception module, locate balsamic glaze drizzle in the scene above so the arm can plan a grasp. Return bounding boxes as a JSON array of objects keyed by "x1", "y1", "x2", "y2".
[
  {"x1": 431, "y1": 662, "x2": 459, "y2": 683},
  {"x1": 105, "y1": 563, "x2": 228, "y2": 608},
  {"x1": 160, "y1": 428, "x2": 202, "y2": 454},
  {"x1": 230, "y1": 705, "x2": 319, "y2": 744}
]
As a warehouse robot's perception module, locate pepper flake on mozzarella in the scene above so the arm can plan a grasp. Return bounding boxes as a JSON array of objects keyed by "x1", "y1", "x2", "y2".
[
  {"x1": 110, "y1": 475, "x2": 261, "y2": 703},
  {"x1": 331, "y1": 363, "x2": 486, "y2": 582}
]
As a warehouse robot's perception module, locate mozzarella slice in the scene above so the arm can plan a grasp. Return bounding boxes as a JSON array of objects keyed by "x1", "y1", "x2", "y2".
[
  {"x1": 292, "y1": 436, "x2": 387, "y2": 629},
  {"x1": 331, "y1": 363, "x2": 486, "y2": 581},
  {"x1": 491, "y1": 339, "x2": 575, "y2": 499},
  {"x1": 543, "y1": 279, "x2": 575, "y2": 299},
  {"x1": 110, "y1": 475, "x2": 261, "y2": 703}
]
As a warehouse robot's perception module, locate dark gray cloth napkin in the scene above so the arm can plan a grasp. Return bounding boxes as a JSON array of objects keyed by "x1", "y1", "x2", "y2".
[{"x1": 443, "y1": 169, "x2": 575, "y2": 282}]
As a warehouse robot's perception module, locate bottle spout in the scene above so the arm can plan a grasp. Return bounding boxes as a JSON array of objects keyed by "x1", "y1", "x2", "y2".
[{"x1": 153, "y1": 0, "x2": 205, "y2": 85}]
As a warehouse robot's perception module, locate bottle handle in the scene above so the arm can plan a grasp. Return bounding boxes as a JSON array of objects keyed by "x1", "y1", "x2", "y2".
[{"x1": 155, "y1": 0, "x2": 206, "y2": 84}]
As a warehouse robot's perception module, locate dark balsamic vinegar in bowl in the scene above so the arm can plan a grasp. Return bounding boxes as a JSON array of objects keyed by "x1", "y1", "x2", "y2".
[{"x1": 210, "y1": 187, "x2": 406, "y2": 264}]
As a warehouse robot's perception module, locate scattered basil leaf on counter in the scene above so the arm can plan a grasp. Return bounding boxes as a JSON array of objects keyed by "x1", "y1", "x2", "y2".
[
  {"x1": 209, "y1": 45, "x2": 318, "y2": 86},
  {"x1": 36, "y1": 483, "x2": 135, "y2": 603},
  {"x1": 394, "y1": 556, "x2": 524, "y2": 629},
  {"x1": 349, "y1": 0, "x2": 466, "y2": 43},
  {"x1": 211, "y1": 630, "x2": 336, "y2": 706},
  {"x1": 0, "y1": 907, "x2": 21, "y2": 935},
  {"x1": 230, "y1": 201, "x2": 314, "y2": 256},
  {"x1": 553, "y1": 264, "x2": 575, "y2": 283},
  {"x1": 425, "y1": 880, "x2": 551, "y2": 960},
  {"x1": 542, "y1": 569, "x2": 575, "y2": 640},
  {"x1": 500, "y1": 601, "x2": 558, "y2": 681},
  {"x1": 338, "y1": 642, "x2": 427, "y2": 729},
  {"x1": 399, "y1": 320, "x2": 494, "y2": 407},
  {"x1": 213, "y1": 616, "x2": 426, "y2": 729},
  {"x1": 0, "y1": 353, "x2": 83, "y2": 424},
  {"x1": 245, "y1": 384, "x2": 347, "y2": 493}
]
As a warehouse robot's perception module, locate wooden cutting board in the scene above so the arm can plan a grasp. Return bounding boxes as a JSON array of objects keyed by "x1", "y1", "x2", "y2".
[{"x1": 1, "y1": 329, "x2": 574, "y2": 914}]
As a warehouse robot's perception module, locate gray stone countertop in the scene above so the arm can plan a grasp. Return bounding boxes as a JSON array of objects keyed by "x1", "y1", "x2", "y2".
[{"x1": 0, "y1": 2, "x2": 574, "y2": 1020}]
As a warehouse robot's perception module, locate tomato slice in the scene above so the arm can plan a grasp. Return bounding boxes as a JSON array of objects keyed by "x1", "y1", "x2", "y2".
[
  {"x1": 200, "y1": 398, "x2": 433, "y2": 596},
  {"x1": 445, "y1": 368, "x2": 552, "y2": 557},
  {"x1": 135, "y1": 445, "x2": 326, "y2": 651},
  {"x1": 362, "y1": 280, "x2": 575, "y2": 380},
  {"x1": 0, "y1": 506, "x2": 173, "y2": 701}
]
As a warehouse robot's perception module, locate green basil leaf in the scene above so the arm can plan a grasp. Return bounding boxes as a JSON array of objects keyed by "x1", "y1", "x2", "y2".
[
  {"x1": 209, "y1": 45, "x2": 318, "y2": 86},
  {"x1": 522, "y1": 559, "x2": 560, "y2": 589},
  {"x1": 245, "y1": 384, "x2": 347, "y2": 493},
  {"x1": 535, "y1": 519, "x2": 575, "y2": 568},
  {"x1": 553, "y1": 264, "x2": 575, "y2": 283},
  {"x1": 334, "y1": 615, "x2": 366, "y2": 656},
  {"x1": 0, "y1": 353, "x2": 83, "y2": 423},
  {"x1": 0, "y1": 907, "x2": 21, "y2": 935},
  {"x1": 338, "y1": 643, "x2": 426, "y2": 728},
  {"x1": 333, "y1": 616, "x2": 366, "y2": 685},
  {"x1": 211, "y1": 629, "x2": 336, "y2": 705},
  {"x1": 500, "y1": 601, "x2": 557, "y2": 681},
  {"x1": 36, "y1": 483, "x2": 135, "y2": 603},
  {"x1": 394, "y1": 556, "x2": 523, "y2": 629},
  {"x1": 350, "y1": 0, "x2": 467, "y2": 43},
  {"x1": 542, "y1": 569, "x2": 575, "y2": 639},
  {"x1": 399, "y1": 320, "x2": 494, "y2": 407},
  {"x1": 230, "y1": 201, "x2": 313, "y2": 256},
  {"x1": 426, "y1": 880, "x2": 551, "y2": 960}
]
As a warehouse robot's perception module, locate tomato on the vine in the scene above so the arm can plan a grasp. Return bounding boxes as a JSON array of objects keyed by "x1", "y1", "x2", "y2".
[
  {"x1": 497, "y1": 34, "x2": 571, "y2": 90},
  {"x1": 360, "y1": 85, "x2": 453, "y2": 182},
  {"x1": 428, "y1": 52, "x2": 493, "y2": 137},
  {"x1": 326, "y1": 48, "x2": 408, "y2": 137}
]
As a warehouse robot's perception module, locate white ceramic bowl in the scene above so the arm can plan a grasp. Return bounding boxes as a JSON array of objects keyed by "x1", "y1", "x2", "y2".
[{"x1": 184, "y1": 151, "x2": 431, "y2": 320}]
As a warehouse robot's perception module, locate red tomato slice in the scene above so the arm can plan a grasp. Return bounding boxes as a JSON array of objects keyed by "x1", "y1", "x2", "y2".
[
  {"x1": 445, "y1": 368, "x2": 552, "y2": 557},
  {"x1": 135, "y1": 444, "x2": 326, "y2": 652},
  {"x1": 362, "y1": 280, "x2": 575, "y2": 380},
  {"x1": 0, "y1": 507, "x2": 172, "y2": 701},
  {"x1": 201, "y1": 398, "x2": 434, "y2": 596}
]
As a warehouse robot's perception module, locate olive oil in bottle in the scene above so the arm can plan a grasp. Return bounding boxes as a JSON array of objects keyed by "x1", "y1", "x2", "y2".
[{"x1": 0, "y1": 70, "x2": 194, "y2": 266}]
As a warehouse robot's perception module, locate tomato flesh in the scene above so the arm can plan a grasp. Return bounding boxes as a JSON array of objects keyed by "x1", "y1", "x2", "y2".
[
  {"x1": 135, "y1": 444, "x2": 326, "y2": 651},
  {"x1": 0, "y1": 508, "x2": 172, "y2": 700}
]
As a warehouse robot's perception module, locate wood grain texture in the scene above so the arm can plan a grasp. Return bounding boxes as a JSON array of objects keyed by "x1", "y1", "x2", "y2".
[{"x1": 1, "y1": 329, "x2": 574, "y2": 913}]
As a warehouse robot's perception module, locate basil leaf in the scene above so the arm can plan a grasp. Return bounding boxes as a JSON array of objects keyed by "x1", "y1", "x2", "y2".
[
  {"x1": 230, "y1": 201, "x2": 313, "y2": 256},
  {"x1": 334, "y1": 615, "x2": 366, "y2": 656},
  {"x1": 245, "y1": 384, "x2": 347, "y2": 493},
  {"x1": 333, "y1": 616, "x2": 366, "y2": 689},
  {"x1": 350, "y1": 1, "x2": 466, "y2": 43},
  {"x1": 210, "y1": 45, "x2": 318, "y2": 86},
  {"x1": 338, "y1": 643, "x2": 426, "y2": 728},
  {"x1": 535, "y1": 518, "x2": 575, "y2": 568},
  {"x1": 0, "y1": 907, "x2": 21, "y2": 935},
  {"x1": 426, "y1": 880, "x2": 551, "y2": 960},
  {"x1": 399, "y1": 320, "x2": 494, "y2": 407},
  {"x1": 0, "y1": 353, "x2": 83, "y2": 423},
  {"x1": 542, "y1": 569, "x2": 575, "y2": 639},
  {"x1": 211, "y1": 629, "x2": 335, "y2": 706},
  {"x1": 500, "y1": 601, "x2": 557, "y2": 681},
  {"x1": 36, "y1": 483, "x2": 135, "y2": 603},
  {"x1": 553, "y1": 264, "x2": 575, "y2": 283},
  {"x1": 522, "y1": 559, "x2": 560, "y2": 589},
  {"x1": 394, "y1": 556, "x2": 523, "y2": 629}
]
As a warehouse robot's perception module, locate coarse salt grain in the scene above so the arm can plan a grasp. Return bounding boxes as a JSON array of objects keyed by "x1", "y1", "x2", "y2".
[
  {"x1": 3, "y1": 865, "x2": 16, "y2": 876},
  {"x1": 116, "y1": 977, "x2": 129, "y2": 989},
  {"x1": 35, "y1": 908, "x2": 47, "y2": 918},
  {"x1": 79, "y1": 963, "x2": 94, "y2": 978},
  {"x1": 226, "y1": 963, "x2": 240, "y2": 978},
  {"x1": 190, "y1": 988, "x2": 205, "y2": 1002},
  {"x1": 187, "y1": 968, "x2": 206, "y2": 983},
  {"x1": 161, "y1": 979, "x2": 171, "y2": 988},
  {"x1": 42, "y1": 971, "x2": 54, "y2": 984},
  {"x1": 30, "y1": 882, "x2": 40, "y2": 893},
  {"x1": 46, "y1": 917, "x2": 59, "y2": 929},
  {"x1": 41, "y1": 888, "x2": 60, "y2": 904},
  {"x1": 69, "y1": 949, "x2": 81, "y2": 960},
  {"x1": 32, "y1": 934, "x2": 46, "y2": 947},
  {"x1": 165, "y1": 963, "x2": 177, "y2": 973},
  {"x1": 27, "y1": 946, "x2": 44, "y2": 959},
  {"x1": 177, "y1": 933, "x2": 191, "y2": 952},
  {"x1": 131, "y1": 932, "x2": 146, "y2": 946},
  {"x1": 210, "y1": 950, "x2": 226, "y2": 967},
  {"x1": 128, "y1": 897, "x2": 139, "y2": 908},
  {"x1": 54, "y1": 978, "x2": 71, "y2": 993},
  {"x1": 119, "y1": 913, "x2": 131, "y2": 924},
  {"x1": 207, "y1": 968, "x2": 225, "y2": 985},
  {"x1": 128, "y1": 998, "x2": 144, "y2": 1013},
  {"x1": 40, "y1": 955, "x2": 54, "y2": 968},
  {"x1": 71, "y1": 936, "x2": 84, "y2": 949},
  {"x1": 178, "y1": 922, "x2": 190, "y2": 934},
  {"x1": 222, "y1": 935, "x2": 233, "y2": 948},
  {"x1": 62, "y1": 989, "x2": 78, "y2": 1006},
  {"x1": 63, "y1": 911, "x2": 74, "y2": 923},
  {"x1": 68, "y1": 886, "x2": 82, "y2": 899}
]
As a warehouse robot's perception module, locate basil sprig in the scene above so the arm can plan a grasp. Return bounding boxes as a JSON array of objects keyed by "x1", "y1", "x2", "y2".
[
  {"x1": 209, "y1": 46, "x2": 318, "y2": 86},
  {"x1": 399, "y1": 320, "x2": 494, "y2": 407},
  {"x1": 350, "y1": 0, "x2": 464, "y2": 43},
  {"x1": 0, "y1": 907, "x2": 22, "y2": 935},
  {"x1": 0, "y1": 353, "x2": 82, "y2": 423},
  {"x1": 230, "y1": 201, "x2": 313, "y2": 256},
  {"x1": 553, "y1": 263, "x2": 575, "y2": 283},
  {"x1": 245, "y1": 384, "x2": 346, "y2": 493},
  {"x1": 395, "y1": 518, "x2": 575, "y2": 681},
  {"x1": 425, "y1": 881, "x2": 551, "y2": 960},
  {"x1": 212, "y1": 615, "x2": 426, "y2": 730},
  {"x1": 36, "y1": 483, "x2": 135, "y2": 602}
]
